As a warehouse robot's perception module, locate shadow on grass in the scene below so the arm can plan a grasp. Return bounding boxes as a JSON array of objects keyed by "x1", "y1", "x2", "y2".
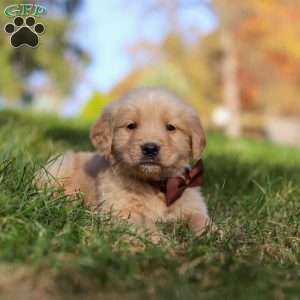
[
  {"x1": 0, "y1": 110, "x2": 93, "y2": 151},
  {"x1": 205, "y1": 153, "x2": 300, "y2": 194},
  {"x1": 44, "y1": 126, "x2": 92, "y2": 151},
  {"x1": 203, "y1": 151, "x2": 300, "y2": 226}
]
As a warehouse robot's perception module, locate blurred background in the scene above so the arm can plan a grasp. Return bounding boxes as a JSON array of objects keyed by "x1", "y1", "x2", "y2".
[{"x1": 0, "y1": 0, "x2": 300, "y2": 146}]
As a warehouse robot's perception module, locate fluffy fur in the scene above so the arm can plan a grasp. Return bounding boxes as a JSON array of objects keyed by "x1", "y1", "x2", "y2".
[{"x1": 41, "y1": 88, "x2": 209, "y2": 236}]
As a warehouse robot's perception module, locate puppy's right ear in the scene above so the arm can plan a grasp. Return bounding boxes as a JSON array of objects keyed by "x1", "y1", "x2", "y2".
[
  {"x1": 187, "y1": 111, "x2": 207, "y2": 160},
  {"x1": 90, "y1": 104, "x2": 115, "y2": 160}
]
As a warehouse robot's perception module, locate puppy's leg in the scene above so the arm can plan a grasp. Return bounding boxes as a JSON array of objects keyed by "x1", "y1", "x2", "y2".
[
  {"x1": 36, "y1": 152, "x2": 99, "y2": 206},
  {"x1": 176, "y1": 189, "x2": 210, "y2": 236},
  {"x1": 189, "y1": 212, "x2": 210, "y2": 236},
  {"x1": 118, "y1": 209, "x2": 164, "y2": 244}
]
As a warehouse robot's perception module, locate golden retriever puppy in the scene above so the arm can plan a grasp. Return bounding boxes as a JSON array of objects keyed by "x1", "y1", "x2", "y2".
[{"x1": 42, "y1": 88, "x2": 209, "y2": 236}]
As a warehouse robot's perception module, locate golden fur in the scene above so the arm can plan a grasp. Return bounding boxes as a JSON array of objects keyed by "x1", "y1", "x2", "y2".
[{"x1": 41, "y1": 88, "x2": 209, "y2": 236}]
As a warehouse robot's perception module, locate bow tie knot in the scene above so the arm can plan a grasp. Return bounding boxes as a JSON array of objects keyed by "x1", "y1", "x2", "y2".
[{"x1": 149, "y1": 159, "x2": 205, "y2": 206}]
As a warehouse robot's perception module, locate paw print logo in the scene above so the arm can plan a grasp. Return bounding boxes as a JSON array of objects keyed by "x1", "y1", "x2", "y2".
[{"x1": 4, "y1": 16, "x2": 45, "y2": 48}]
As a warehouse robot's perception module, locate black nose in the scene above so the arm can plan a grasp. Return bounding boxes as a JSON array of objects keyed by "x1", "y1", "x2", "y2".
[{"x1": 141, "y1": 143, "x2": 160, "y2": 157}]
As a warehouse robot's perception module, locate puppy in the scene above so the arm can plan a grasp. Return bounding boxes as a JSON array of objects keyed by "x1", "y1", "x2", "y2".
[{"x1": 42, "y1": 88, "x2": 209, "y2": 236}]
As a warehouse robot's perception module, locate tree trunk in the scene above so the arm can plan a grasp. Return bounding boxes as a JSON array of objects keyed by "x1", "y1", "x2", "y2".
[{"x1": 221, "y1": 29, "x2": 241, "y2": 137}]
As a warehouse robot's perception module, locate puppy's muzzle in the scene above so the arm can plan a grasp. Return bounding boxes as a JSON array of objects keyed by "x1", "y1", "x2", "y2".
[{"x1": 141, "y1": 143, "x2": 160, "y2": 158}]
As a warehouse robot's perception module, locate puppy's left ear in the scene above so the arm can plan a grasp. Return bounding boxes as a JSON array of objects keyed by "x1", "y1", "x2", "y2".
[{"x1": 189, "y1": 113, "x2": 207, "y2": 160}]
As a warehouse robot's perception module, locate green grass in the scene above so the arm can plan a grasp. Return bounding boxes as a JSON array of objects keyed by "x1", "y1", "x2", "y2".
[{"x1": 0, "y1": 110, "x2": 300, "y2": 300}]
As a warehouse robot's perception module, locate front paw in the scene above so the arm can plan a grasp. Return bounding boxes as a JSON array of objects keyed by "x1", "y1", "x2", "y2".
[
  {"x1": 190, "y1": 214, "x2": 210, "y2": 236},
  {"x1": 148, "y1": 230, "x2": 166, "y2": 244}
]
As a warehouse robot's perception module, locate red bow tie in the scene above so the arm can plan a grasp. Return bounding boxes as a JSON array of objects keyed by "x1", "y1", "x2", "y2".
[{"x1": 149, "y1": 159, "x2": 204, "y2": 206}]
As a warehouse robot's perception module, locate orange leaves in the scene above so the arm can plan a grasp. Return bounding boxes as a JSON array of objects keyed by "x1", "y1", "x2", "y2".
[{"x1": 223, "y1": 0, "x2": 300, "y2": 113}]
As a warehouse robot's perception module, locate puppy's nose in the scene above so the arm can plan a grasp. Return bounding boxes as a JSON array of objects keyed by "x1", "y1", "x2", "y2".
[{"x1": 141, "y1": 143, "x2": 160, "y2": 157}]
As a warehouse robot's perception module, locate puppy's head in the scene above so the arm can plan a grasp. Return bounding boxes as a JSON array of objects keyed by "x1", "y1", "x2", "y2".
[{"x1": 91, "y1": 88, "x2": 206, "y2": 179}]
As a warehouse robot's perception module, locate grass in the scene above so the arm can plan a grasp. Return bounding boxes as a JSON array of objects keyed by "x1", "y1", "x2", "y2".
[{"x1": 0, "y1": 110, "x2": 300, "y2": 300}]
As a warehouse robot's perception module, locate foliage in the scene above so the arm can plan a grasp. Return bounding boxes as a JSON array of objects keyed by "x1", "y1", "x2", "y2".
[
  {"x1": 127, "y1": 0, "x2": 300, "y2": 129},
  {"x1": 81, "y1": 92, "x2": 112, "y2": 122},
  {"x1": 0, "y1": 111, "x2": 300, "y2": 299},
  {"x1": 112, "y1": 34, "x2": 217, "y2": 123},
  {"x1": 210, "y1": 0, "x2": 300, "y2": 115}
]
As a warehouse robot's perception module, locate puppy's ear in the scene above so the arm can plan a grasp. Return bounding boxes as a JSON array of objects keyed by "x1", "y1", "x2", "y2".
[
  {"x1": 90, "y1": 104, "x2": 115, "y2": 160},
  {"x1": 189, "y1": 113, "x2": 206, "y2": 160}
]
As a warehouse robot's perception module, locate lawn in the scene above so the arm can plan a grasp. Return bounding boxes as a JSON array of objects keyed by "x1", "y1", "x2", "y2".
[{"x1": 0, "y1": 110, "x2": 300, "y2": 300}]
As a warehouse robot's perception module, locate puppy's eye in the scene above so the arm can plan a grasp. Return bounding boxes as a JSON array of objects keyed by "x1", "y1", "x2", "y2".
[
  {"x1": 127, "y1": 122, "x2": 137, "y2": 130},
  {"x1": 166, "y1": 124, "x2": 176, "y2": 131}
]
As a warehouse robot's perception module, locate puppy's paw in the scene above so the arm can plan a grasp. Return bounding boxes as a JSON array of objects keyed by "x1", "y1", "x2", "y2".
[
  {"x1": 148, "y1": 231, "x2": 166, "y2": 244},
  {"x1": 190, "y1": 213, "x2": 210, "y2": 237}
]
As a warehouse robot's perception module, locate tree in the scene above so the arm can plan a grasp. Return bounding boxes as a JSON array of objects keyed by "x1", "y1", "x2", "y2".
[
  {"x1": 129, "y1": 0, "x2": 243, "y2": 135},
  {"x1": 213, "y1": 0, "x2": 252, "y2": 137},
  {"x1": 235, "y1": 0, "x2": 300, "y2": 116},
  {"x1": 129, "y1": 0, "x2": 300, "y2": 135},
  {"x1": 0, "y1": 0, "x2": 88, "y2": 103}
]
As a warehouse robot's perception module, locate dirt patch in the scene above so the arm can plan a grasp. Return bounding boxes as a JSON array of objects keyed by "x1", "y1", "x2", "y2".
[
  {"x1": 0, "y1": 264, "x2": 139, "y2": 300},
  {"x1": 0, "y1": 264, "x2": 58, "y2": 300}
]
